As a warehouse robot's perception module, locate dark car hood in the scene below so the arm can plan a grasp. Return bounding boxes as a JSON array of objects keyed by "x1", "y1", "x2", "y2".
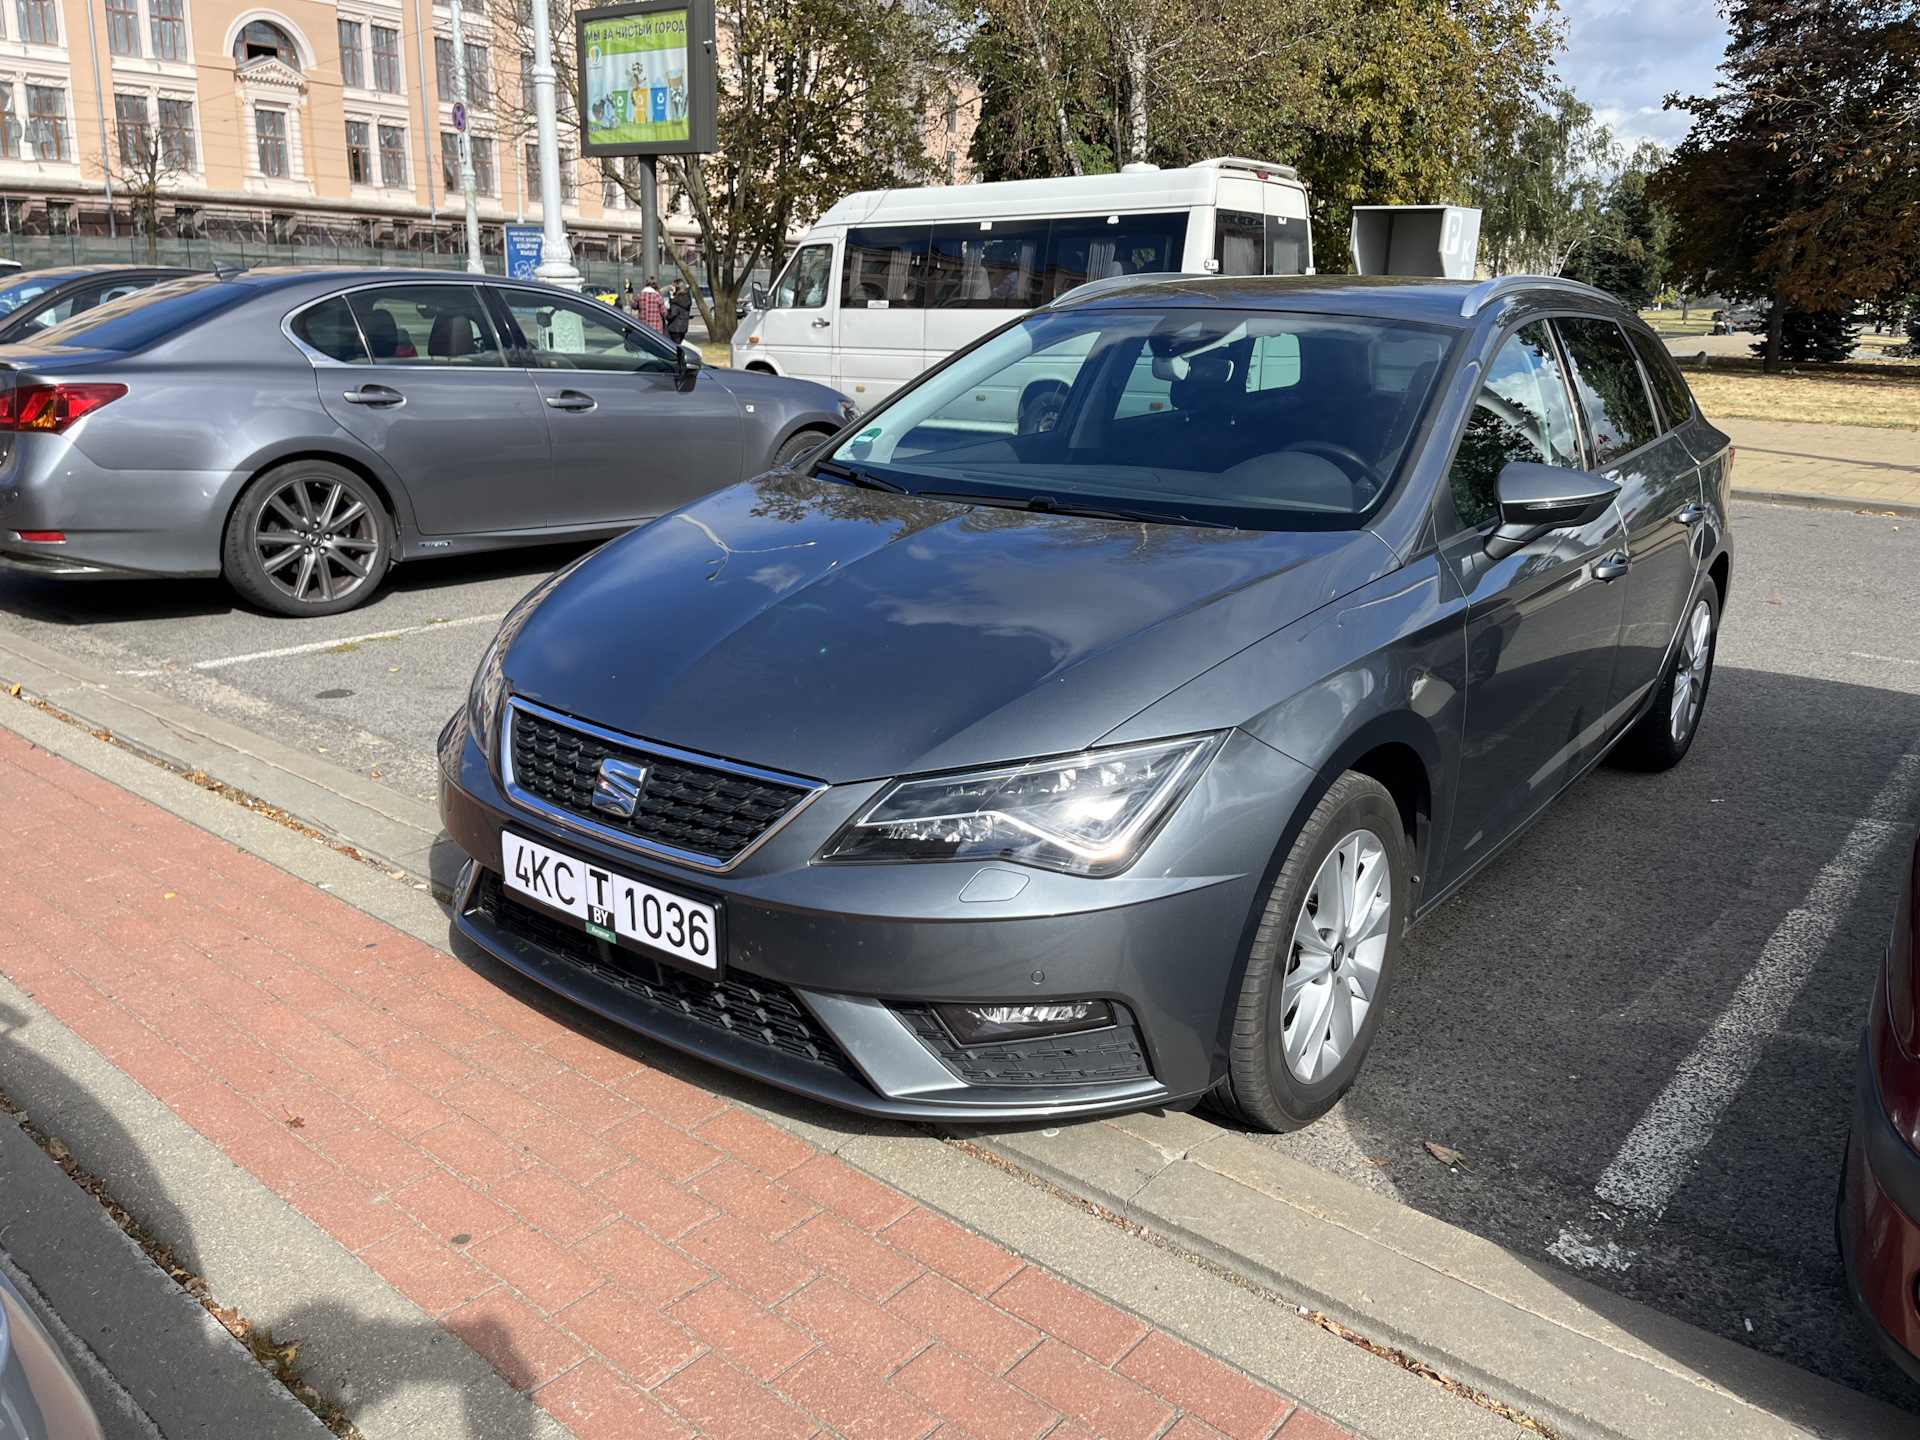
[{"x1": 505, "y1": 475, "x2": 1395, "y2": 782}]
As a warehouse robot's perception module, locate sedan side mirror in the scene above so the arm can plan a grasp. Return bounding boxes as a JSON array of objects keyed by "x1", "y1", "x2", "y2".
[
  {"x1": 1484, "y1": 461, "x2": 1620, "y2": 561},
  {"x1": 675, "y1": 340, "x2": 701, "y2": 392}
]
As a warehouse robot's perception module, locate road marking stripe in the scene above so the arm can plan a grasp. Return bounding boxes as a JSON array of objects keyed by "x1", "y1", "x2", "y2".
[
  {"x1": 1587, "y1": 750, "x2": 1920, "y2": 1222},
  {"x1": 116, "y1": 613, "x2": 503, "y2": 677},
  {"x1": 1851, "y1": 651, "x2": 1920, "y2": 667}
]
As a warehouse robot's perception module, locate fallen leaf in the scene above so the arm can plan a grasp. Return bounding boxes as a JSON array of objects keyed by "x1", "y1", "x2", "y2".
[
  {"x1": 163, "y1": 892, "x2": 176, "y2": 899},
  {"x1": 283, "y1": 1115, "x2": 305, "y2": 1130},
  {"x1": 44, "y1": 1136, "x2": 69, "y2": 1161},
  {"x1": 7, "y1": 683, "x2": 18, "y2": 696},
  {"x1": 1767, "y1": 599, "x2": 1782, "y2": 605},
  {"x1": 1424, "y1": 1140, "x2": 1469, "y2": 1169}
]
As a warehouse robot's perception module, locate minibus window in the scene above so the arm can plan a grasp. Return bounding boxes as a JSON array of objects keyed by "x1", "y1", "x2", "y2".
[
  {"x1": 771, "y1": 244, "x2": 834, "y2": 309},
  {"x1": 843, "y1": 227, "x2": 931, "y2": 309},
  {"x1": 1045, "y1": 213, "x2": 1190, "y2": 301},
  {"x1": 929, "y1": 221, "x2": 1047, "y2": 308},
  {"x1": 1216, "y1": 211, "x2": 1264, "y2": 276},
  {"x1": 1267, "y1": 216, "x2": 1311, "y2": 275}
]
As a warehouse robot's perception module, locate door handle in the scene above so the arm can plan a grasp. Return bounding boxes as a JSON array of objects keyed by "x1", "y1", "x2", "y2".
[
  {"x1": 1676, "y1": 504, "x2": 1706, "y2": 526},
  {"x1": 544, "y1": 391, "x2": 596, "y2": 411},
  {"x1": 1593, "y1": 552, "x2": 1631, "y2": 582},
  {"x1": 342, "y1": 384, "x2": 403, "y2": 406},
  {"x1": 810, "y1": 318, "x2": 832, "y2": 329}
]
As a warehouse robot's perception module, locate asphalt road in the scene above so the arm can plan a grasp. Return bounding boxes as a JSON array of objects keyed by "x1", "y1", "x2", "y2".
[{"x1": 3, "y1": 498, "x2": 1917, "y2": 1411}]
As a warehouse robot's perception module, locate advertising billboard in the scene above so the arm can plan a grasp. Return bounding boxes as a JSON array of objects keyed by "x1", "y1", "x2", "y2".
[{"x1": 577, "y1": 0, "x2": 715, "y2": 157}]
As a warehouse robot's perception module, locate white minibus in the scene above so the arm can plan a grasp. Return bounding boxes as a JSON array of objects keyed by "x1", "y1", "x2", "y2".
[{"x1": 731, "y1": 157, "x2": 1312, "y2": 407}]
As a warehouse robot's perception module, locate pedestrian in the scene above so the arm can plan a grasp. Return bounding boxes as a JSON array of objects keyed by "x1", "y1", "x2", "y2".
[
  {"x1": 621, "y1": 279, "x2": 636, "y2": 313},
  {"x1": 635, "y1": 275, "x2": 667, "y2": 335},
  {"x1": 665, "y1": 280, "x2": 693, "y2": 346}
]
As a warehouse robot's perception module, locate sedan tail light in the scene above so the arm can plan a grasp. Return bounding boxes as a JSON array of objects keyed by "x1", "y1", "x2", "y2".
[
  {"x1": 0, "y1": 383, "x2": 127, "y2": 433},
  {"x1": 1890, "y1": 835, "x2": 1920, "y2": 1057}
]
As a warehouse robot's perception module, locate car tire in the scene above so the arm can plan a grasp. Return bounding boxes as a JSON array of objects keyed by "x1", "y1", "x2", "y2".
[
  {"x1": 222, "y1": 461, "x2": 394, "y2": 617},
  {"x1": 1207, "y1": 772, "x2": 1410, "y2": 1132},
  {"x1": 773, "y1": 430, "x2": 830, "y2": 469},
  {"x1": 1608, "y1": 583, "x2": 1719, "y2": 772}
]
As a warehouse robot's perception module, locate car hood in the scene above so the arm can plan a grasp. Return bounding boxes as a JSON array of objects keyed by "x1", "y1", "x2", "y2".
[{"x1": 505, "y1": 475, "x2": 1396, "y2": 782}]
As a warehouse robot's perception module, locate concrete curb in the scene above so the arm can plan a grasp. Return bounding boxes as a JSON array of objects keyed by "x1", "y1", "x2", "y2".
[
  {"x1": 0, "y1": 1103, "x2": 331, "y2": 1439},
  {"x1": 0, "y1": 1244, "x2": 164, "y2": 1440},
  {"x1": 0, "y1": 628, "x2": 453, "y2": 894},
  {"x1": 1732, "y1": 488, "x2": 1920, "y2": 520},
  {"x1": 966, "y1": 1111, "x2": 1913, "y2": 1440}
]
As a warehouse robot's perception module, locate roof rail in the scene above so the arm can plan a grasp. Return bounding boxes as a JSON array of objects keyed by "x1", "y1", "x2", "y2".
[
  {"x1": 1459, "y1": 274, "x2": 1612, "y2": 318},
  {"x1": 1189, "y1": 156, "x2": 1301, "y2": 182},
  {"x1": 1046, "y1": 271, "x2": 1211, "y2": 308}
]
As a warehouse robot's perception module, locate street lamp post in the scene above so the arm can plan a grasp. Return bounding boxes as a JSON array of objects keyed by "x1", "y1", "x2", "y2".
[
  {"x1": 447, "y1": 0, "x2": 485, "y2": 274},
  {"x1": 529, "y1": 0, "x2": 580, "y2": 288}
]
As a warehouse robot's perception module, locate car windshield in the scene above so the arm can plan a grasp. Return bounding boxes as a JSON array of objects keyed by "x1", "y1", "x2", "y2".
[
  {"x1": 827, "y1": 306, "x2": 1458, "y2": 530},
  {"x1": 0, "y1": 271, "x2": 82, "y2": 316},
  {"x1": 36, "y1": 276, "x2": 246, "y2": 351}
]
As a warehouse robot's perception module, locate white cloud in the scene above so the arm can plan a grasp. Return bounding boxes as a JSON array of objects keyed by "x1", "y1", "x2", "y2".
[{"x1": 1553, "y1": 0, "x2": 1730, "y2": 149}]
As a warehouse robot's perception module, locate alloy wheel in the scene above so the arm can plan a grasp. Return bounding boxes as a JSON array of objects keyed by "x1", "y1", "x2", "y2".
[
  {"x1": 253, "y1": 476, "x2": 381, "y2": 606},
  {"x1": 1669, "y1": 598, "x2": 1714, "y2": 745},
  {"x1": 1280, "y1": 828, "x2": 1392, "y2": 1083}
]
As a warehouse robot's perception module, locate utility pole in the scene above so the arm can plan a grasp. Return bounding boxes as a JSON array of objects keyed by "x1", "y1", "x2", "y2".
[
  {"x1": 447, "y1": 0, "x2": 484, "y2": 273},
  {"x1": 641, "y1": 158, "x2": 658, "y2": 283},
  {"x1": 529, "y1": 0, "x2": 579, "y2": 288}
]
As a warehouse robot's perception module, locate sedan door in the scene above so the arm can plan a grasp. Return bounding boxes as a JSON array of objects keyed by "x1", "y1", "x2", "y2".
[
  {"x1": 1435, "y1": 320, "x2": 1628, "y2": 882},
  {"x1": 490, "y1": 286, "x2": 742, "y2": 528},
  {"x1": 1553, "y1": 317, "x2": 1706, "y2": 715},
  {"x1": 313, "y1": 284, "x2": 552, "y2": 535}
]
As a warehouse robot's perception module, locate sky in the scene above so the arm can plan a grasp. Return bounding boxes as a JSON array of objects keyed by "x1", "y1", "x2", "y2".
[{"x1": 1551, "y1": 0, "x2": 1731, "y2": 150}]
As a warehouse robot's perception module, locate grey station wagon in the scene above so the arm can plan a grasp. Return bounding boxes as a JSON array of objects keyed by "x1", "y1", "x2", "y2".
[
  {"x1": 0, "y1": 269, "x2": 855, "y2": 615},
  {"x1": 440, "y1": 273, "x2": 1733, "y2": 1130}
]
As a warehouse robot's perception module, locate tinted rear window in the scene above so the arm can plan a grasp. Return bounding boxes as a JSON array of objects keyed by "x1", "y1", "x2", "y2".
[
  {"x1": 37, "y1": 278, "x2": 249, "y2": 352},
  {"x1": 0, "y1": 271, "x2": 82, "y2": 315},
  {"x1": 1626, "y1": 327, "x2": 1695, "y2": 427}
]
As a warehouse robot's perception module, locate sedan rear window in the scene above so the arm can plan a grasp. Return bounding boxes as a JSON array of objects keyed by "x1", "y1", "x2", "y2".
[
  {"x1": 36, "y1": 277, "x2": 250, "y2": 352},
  {"x1": 831, "y1": 306, "x2": 1457, "y2": 530},
  {"x1": 0, "y1": 271, "x2": 81, "y2": 316}
]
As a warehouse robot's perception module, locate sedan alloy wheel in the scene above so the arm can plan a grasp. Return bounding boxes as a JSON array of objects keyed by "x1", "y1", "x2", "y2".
[{"x1": 223, "y1": 460, "x2": 393, "y2": 616}]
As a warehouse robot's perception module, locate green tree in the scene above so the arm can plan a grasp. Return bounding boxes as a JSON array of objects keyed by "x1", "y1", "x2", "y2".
[
  {"x1": 1751, "y1": 305, "x2": 1859, "y2": 362},
  {"x1": 1564, "y1": 141, "x2": 1671, "y2": 308},
  {"x1": 1657, "y1": 0, "x2": 1920, "y2": 372},
  {"x1": 1470, "y1": 88, "x2": 1616, "y2": 276}
]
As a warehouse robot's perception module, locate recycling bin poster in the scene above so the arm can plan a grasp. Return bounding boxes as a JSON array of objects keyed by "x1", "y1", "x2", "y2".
[{"x1": 582, "y1": 8, "x2": 690, "y2": 147}]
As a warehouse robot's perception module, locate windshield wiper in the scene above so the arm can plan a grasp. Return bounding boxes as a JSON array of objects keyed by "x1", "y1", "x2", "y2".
[
  {"x1": 814, "y1": 459, "x2": 904, "y2": 493},
  {"x1": 914, "y1": 491, "x2": 1231, "y2": 530}
]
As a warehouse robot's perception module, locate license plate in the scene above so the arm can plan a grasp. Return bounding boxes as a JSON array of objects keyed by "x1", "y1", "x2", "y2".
[{"x1": 501, "y1": 830, "x2": 720, "y2": 973}]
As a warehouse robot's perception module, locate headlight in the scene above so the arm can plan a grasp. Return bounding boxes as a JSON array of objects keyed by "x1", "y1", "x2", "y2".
[
  {"x1": 466, "y1": 558, "x2": 587, "y2": 760},
  {"x1": 818, "y1": 734, "x2": 1224, "y2": 877}
]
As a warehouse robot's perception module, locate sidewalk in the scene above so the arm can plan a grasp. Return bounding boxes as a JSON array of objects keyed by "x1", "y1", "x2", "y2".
[
  {"x1": 0, "y1": 721, "x2": 1353, "y2": 1440},
  {"x1": 1717, "y1": 416, "x2": 1920, "y2": 513}
]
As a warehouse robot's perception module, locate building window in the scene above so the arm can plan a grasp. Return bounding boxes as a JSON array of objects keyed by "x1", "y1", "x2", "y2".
[
  {"x1": 465, "y1": 44, "x2": 490, "y2": 109},
  {"x1": 17, "y1": 0, "x2": 57, "y2": 45},
  {"x1": 150, "y1": 0, "x2": 186, "y2": 60},
  {"x1": 256, "y1": 107, "x2": 288, "y2": 177},
  {"x1": 24, "y1": 85, "x2": 68, "y2": 160},
  {"x1": 378, "y1": 123, "x2": 407, "y2": 187},
  {"x1": 440, "y1": 130, "x2": 458, "y2": 191},
  {"x1": 346, "y1": 119, "x2": 372, "y2": 184},
  {"x1": 114, "y1": 93, "x2": 150, "y2": 167},
  {"x1": 0, "y1": 87, "x2": 18, "y2": 160},
  {"x1": 470, "y1": 134, "x2": 493, "y2": 195},
  {"x1": 106, "y1": 0, "x2": 140, "y2": 55},
  {"x1": 435, "y1": 36, "x2": 456, "y2": 100},
  {"x1": 236, "y1": 20, "x2": 300, "y2": 69},
  {"x1": 370, "y1": 26, "x2": 401, "y2": 93},
  {"x1": 339, "y1": 21, "x2": 364, "y2": 88},
  {"x1": 525, "y1": 143, "x2": 573, "y2": 202},
  {"x1": 158, "y1": 97, "x2": 193, "y2": 169}
]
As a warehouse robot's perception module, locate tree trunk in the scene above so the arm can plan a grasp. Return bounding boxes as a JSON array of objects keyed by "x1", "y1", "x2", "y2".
[
  {"x1": 1126, "y1": 40, "x2": 1148, "y2": 164},
  {"x1": 1763, "y1": 287, "x2": 1785, "y2": 375},
  {"x1": 1020, "y1": 0, "x2": 1083, "y2": 176}
]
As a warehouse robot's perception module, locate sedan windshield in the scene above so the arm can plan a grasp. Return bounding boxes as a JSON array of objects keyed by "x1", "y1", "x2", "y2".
[{"x1": 828, "y1": 306, "x2": 1458, "y2": 530}]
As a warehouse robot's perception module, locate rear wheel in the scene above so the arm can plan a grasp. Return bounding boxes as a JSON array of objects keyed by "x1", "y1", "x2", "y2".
[
  {"x1": 1207, "y1": 772, "x2": 1409, "y2": 1132},
  {"x1": 222, "y1": 461, "x2": 393, "y2": 617},
  {"x1": 1608, "y1": 585, "x2": 1718, "y2": 771}
]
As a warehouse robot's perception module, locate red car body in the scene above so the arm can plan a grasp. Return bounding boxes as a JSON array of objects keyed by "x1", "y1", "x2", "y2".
[{"x1": 1841, "y1": 829, "x2": 1920, "y2": 1383}]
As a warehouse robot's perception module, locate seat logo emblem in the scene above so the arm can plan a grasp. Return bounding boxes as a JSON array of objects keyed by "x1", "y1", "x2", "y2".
[{"x1": 591, "y1": 758, "x2": 647, "y2": 819}]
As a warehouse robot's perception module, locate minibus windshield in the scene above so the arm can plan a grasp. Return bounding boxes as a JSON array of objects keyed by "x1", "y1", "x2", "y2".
[{"x1": 826, "y1": 307, "x2": 1458, "y2": 531}]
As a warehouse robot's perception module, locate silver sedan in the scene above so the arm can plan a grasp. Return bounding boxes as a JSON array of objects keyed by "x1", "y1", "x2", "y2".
[{"x1": 0, "y1": 268, "x2": 856, "y2": 615}]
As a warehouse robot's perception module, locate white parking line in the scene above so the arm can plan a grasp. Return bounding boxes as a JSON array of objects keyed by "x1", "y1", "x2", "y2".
[
  {"x1": 1851, "y1": 651, "x2": 1920, "y2": 667},
  {"x1": 1568, "y1": 750, "x2": 1920, "y2": 1248},
  {"x1": 116, "y1": 613, "x2": 503, "y2": 677}
]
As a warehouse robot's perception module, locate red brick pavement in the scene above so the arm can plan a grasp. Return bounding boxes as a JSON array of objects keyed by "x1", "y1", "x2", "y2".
[{"x1": 0, "y1": 727, "x2": 1357, "y2": 1440}]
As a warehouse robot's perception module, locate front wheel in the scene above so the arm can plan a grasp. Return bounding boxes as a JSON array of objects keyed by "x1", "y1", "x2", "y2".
[
  {"x1": 773, "y1": 430, "x2": 830, "y2": 468},
  {"x1": 222, "y1": 461, "x2": 393, "y2": 617},
  {"x1": 1207, "y1": 772, "x2": 1409, "y2": 1132},
  {"x1": 1608, "y1": 585, "x2": 1719, "y2": 771}
]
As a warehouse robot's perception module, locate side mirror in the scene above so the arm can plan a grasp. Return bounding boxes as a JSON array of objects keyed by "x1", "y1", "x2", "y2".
[
  {"x1": 1484, "y1": 462, "x2": 1619, "y2": 561},
  {"x1": 674, "y1": 340, "x2": 701, "y2": 392},
  {"x1": 749, "y1": 283, "x2": 771, "y2": 312}
]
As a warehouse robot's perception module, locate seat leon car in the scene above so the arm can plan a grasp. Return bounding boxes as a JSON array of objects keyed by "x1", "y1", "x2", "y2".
[
  {"x1": 439, "y1": 273, "x2": 1734, "y2": 1130},
  {"x1": 0, "y1": 269, "x2": 856, "y2": 615}
]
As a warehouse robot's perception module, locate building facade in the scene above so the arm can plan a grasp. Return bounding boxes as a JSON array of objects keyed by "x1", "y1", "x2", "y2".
[{"x1": 0, "y1": 0, "x2": 653, "y2": 259}]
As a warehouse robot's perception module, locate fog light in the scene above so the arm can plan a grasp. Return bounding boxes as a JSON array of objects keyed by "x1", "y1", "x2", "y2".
[{"x1": 935, "y1": 1000, "x2": 1114, "y2": 1046}]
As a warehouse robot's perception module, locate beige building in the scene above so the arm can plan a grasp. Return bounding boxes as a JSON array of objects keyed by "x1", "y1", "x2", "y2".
[{"x1": 0, "y1": 0, "x2": 653, "y2": 260}]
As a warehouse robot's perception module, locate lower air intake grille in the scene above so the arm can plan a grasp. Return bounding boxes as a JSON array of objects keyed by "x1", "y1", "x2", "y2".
[
  {"x1": 892, "y1": 1005, "x2": 1152, "y2": 1087},
  {"x1": 471, "y1": 872, "x2": 860, "y2": 1079}
]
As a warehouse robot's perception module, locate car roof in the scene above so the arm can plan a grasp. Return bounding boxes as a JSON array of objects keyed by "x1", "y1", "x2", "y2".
[
  {"x1": 1049, "y1": 273, "x2": 1623, "y2": 328},
  {"x1": 14, "y1": 264, "x2": 198, "y2": 280}
]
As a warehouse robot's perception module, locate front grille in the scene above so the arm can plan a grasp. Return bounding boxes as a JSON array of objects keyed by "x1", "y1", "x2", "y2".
[
  {"x1": 508, "y1": 705, "x2": 811, "y2": 863},
  {"x1": 893, "y1": 1005, "x2": 1153, "y2": 1087},
  {"x1": 472, "y1": 872, "x2": 862, "y2": 1078}
]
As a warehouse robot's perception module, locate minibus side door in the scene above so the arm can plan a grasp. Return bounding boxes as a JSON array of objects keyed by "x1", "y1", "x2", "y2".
[
  {"x1": 748, "y1": 240, "x2": 838, "y2": 386},
  {"x1": 836, "y1": 226, "x2": 931, "y2": 404}
]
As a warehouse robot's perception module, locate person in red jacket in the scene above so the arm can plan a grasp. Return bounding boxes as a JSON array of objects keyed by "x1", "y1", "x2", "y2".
[{"x1": 635, "y1": 276, "x2": 667, "y2": 334}]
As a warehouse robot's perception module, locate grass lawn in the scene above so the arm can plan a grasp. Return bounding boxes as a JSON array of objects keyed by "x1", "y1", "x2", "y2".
[
  {"x1": 1689, "y1": 369, "x2": 1920, "y2": 429},
  {"x1": 1639, "y1": 309, "x2": 1719, "y2": 337},
  {"x1": 699, "y1": 341, "x2": 732, "y2": 367}
]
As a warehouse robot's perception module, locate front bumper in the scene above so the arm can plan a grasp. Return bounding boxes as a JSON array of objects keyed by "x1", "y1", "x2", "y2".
[
  {"x1": 439, "y1": 709, "x2": 1312, "y2": 1123},
  {"x1": 1840, "y1": 1030, "x2": 1920, "y2": 1384}
]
